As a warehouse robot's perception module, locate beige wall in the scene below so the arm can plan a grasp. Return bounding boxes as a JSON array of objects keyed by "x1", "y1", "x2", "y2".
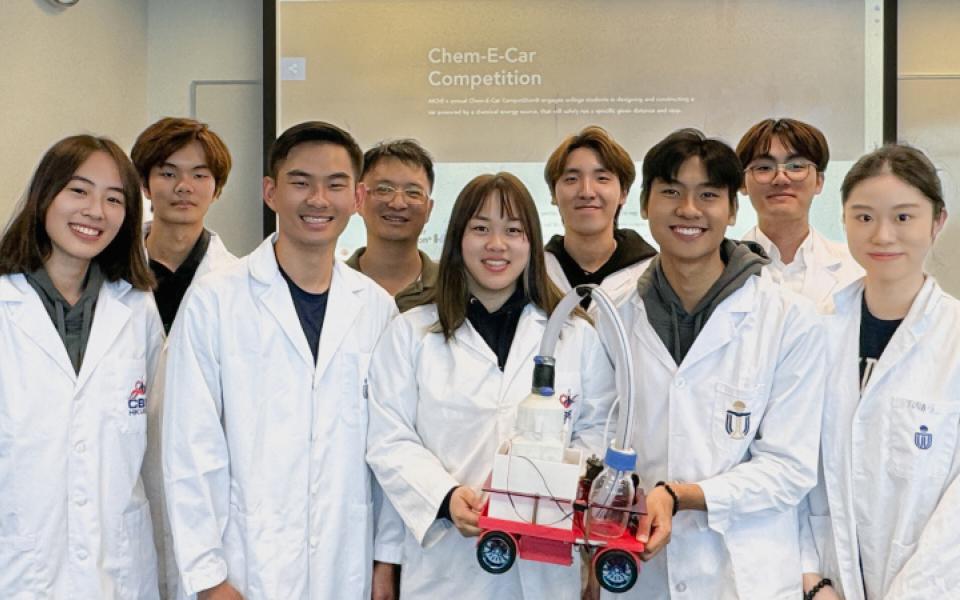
[
  {"x1": 900, "y1": 0, "x2": 960, "y2": 297},
  {"x1": 0, "y1": 0, "x2": 148, "y2": 225}
]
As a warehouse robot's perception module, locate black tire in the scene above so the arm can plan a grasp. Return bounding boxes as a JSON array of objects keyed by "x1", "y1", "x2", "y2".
[
  {"x1": 476, "y1": 531, "x2": 517, "y2": 574},
  {"x1": 595, "y1": 549, "x2": 639, "y2": 593}
]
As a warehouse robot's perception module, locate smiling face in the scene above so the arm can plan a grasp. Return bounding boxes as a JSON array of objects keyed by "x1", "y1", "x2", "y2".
[
  {"x1": 145, "y1": 140, "x2": 218, "y2": 227},
  {"x1": 844, "y1": 172, "x2": 946, "y2": 286},
  {"x1": 44, "y1": 151, "x2": 127, "y2": 272},
  {"x1": 743, "y1": 136, "x2": 823, "y2": 227},
  {"x1": 461, "y1": 193, "x2": 531, "y2": 309},
  {"x1": 263, "y1": 141, "x2": 362, "y2": 253},
  {"x1": 553, "y1": 146, "x2": 626, "y2": 238},
  {"x1": 360, "y1": 156, "x2": 433, "y2": 243},
  {"x1": 644, "y1": 156, "x2": 734, "y2": 268}
]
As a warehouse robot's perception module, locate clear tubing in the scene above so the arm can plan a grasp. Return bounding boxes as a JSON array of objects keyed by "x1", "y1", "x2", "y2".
[{"x1": 537, "y1": 284, "x2": 635, "y2": 452}]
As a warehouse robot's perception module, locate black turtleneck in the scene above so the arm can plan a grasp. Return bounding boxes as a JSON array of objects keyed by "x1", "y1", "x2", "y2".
[{"x1": 465, "y1": 285, "x2": 527, "y2": 371}]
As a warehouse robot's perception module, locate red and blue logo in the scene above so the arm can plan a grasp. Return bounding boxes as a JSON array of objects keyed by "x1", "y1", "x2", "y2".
[{"x1": 128, "y1": 379, "x2": 147, "y2": 416}]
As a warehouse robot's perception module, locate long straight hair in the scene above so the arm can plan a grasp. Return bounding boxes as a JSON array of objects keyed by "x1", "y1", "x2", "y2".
[
  {"x1": 0, "y1": 135, "x2": 155, "y2": 289},
  {"x1": 433, "y1": 172, "x2": 563, "y2": 339}
]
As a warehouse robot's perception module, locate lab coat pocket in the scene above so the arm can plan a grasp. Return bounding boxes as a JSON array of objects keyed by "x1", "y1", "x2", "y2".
[
  {"x1": 885, "y1": 397, "x2": 960, "y2": 480},
  {"x1": 111, "y1": 358, "x2": 149, "y2": 435},
  {"x1": 339, "y1": 352, "x2": 371, "y2": 428},
  {"x1": 712, "y1": 381, "x2": 763, "y2": 447},
  {"x1": 346, "y1": 502, "x2": 374, "y2": 588},
  {"x1": 0, "y1": 535, "x2": 45, "y2": 598}
]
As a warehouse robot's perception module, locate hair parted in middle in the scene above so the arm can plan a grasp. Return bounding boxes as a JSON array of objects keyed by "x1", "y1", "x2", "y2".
[
  {"x1": 640, "y1": 128, "x2": 743, "y2": 214},
  {"x1": 432, "y1": 172, "x2": 563, "y2": 339},
  {"x1": 841, "y1": 143, "x2": 946, "y2": 219},
  {"x1": 736, "y1": 118, "x2": 830, "y2": 173},
  {"x1": 361, "y1": 139, "x2": 435, "y2": 191},
  {"x1": 131, "y1": 117, "x2": 233, "y2": 196},
  {"x1": 267, "y1": 121, "x2": 363, "y2": 180}
]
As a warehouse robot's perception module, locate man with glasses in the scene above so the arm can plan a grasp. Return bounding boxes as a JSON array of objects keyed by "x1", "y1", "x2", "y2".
[
  {"x1": 347, "y1": 139, "x2": 437, "y2": 313},
  {"x1": 737, "y1": 118, "x2": 862, "y2": 307}
]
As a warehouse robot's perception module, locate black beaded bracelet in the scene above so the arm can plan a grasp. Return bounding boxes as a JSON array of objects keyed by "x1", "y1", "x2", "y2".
[
  {"x1": 655, "y1": 481, "x2": 679, "y2": 516},
  {"x1": 803, "y1": 577, "x2": 833, "y2": 600}
]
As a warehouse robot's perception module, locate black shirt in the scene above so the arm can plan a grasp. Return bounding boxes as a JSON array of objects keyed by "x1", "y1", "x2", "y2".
[
  {"x1": 279, "y1": 266, "x2": 329, "y2": 363},
  {"x1": 149, "y1": 229, "x2": 211, "y2": 334},
  {"x1": 545, "y1": 228, "x2": 657, "y2": 308},
  {"x1": 859, "y1": 294, "x2": 903, "y2": 389},
  {"x1": 466, "y1": 286, "x2": 527, "y2": 371}
]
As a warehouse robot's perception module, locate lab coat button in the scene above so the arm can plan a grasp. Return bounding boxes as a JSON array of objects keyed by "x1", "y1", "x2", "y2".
[
  {"x1": 74, "y1": 441, "x2": 86, "y2": 454},
  {"x1": 74, "y1": 494, "x2": 87, "y2": 507},
  {"x1": 675, "y1": 582, "x2": 687, "y2": 592},
  {"x1": 309, "y1": 536, "x2": 318, "y2": 549},
  {"x1": 675, "y1": 377, "x2": 686, "y2": 389},
  {"x1": 76, "y1": 548, "x2": 88, "y2": 560}
]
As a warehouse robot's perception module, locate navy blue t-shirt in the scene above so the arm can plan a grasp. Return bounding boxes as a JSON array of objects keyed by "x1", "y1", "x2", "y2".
[{"x1": 279, "y1": 266, "x2": 329, "y2": 362}]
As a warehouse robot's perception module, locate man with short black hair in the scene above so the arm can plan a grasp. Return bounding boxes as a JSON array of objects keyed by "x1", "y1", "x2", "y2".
[
  {"x1": 162, "y1": 121, "x2": 400, "y2": 600},
  {"x1": 347, "y1": 139, "x2": 437, "y2": 312},
  {"x1": 543, "y1": 126, "x2": 656, "y2": 310}
]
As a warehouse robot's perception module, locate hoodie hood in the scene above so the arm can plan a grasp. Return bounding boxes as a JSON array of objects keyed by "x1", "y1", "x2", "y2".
[
  {"x1": 25, "y1": 263, "x2": 104, "y2": 374},
  {"x1": 638, "y1": 239, "x2": 769, "y2": 365}
]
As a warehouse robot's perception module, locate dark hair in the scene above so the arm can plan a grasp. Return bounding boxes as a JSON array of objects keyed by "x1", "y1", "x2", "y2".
[
  {"x1": 361, "y1": 139, "x2": 435, "y2": 191},
  {"x1": 544, "y1": 126, "x2": 635, "y2": 225},
  {"x1": 841, "y1": 144, "x2": 945, "y2": 219},
  {"x1": 267, "y1": 121, "x2": 363, "y2": 180},
  {"x1": 131, "y1": 117, "x2": 233, "y2": 197},
  {"x1": 641, "y1": 128, "x2": 743, "y2": 212},
  {"x1": 736, "y1": 118, "x2": 830, "y2": 173},
  {"x1": 0, "y1": 135, "x2": 155, "y2": 289},
  {"x1": 433, "y1": 172, "x2": 563, "y2": 339}
]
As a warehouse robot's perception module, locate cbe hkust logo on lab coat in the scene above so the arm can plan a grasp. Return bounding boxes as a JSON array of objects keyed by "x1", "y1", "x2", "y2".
[
  {"x1": 725, "y1": 401, "x2": 751, "y2": 440},
  {"x1": 558, "y1": 389, "x2": 579, "y2": 424},
  {"x1": 128, "y1": 379, "x2": 146, "y2": 416}
]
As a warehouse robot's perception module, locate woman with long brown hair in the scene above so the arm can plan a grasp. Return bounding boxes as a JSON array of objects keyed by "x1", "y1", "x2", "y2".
[
  {"x1": 0, "y1": 135, "x2": 163, "y2": 598},
  {"x1": 366, "y1": 172, "x2": 615, "y2": 599}
]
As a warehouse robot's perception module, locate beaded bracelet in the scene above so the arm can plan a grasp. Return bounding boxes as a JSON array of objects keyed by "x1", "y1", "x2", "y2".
[
  {"x1": 654, "y1": 481, "x2": 679, "y2": 516},
  {"x1": 803, "y1": 577, "x2": 833, "y2": 600}
]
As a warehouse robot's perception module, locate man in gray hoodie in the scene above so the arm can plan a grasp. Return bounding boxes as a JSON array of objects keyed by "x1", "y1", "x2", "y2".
[{"x1": 611, "y1": 129, "x2": 826, "y2": 599}]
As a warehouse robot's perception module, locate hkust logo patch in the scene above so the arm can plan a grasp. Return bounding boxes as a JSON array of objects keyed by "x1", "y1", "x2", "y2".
[
  {"x1": 725, "y1": 401, "x2": 751, "y2": 440},
  {"x1": 915, "y1": 425, "x2": 933, "y2": 450},
  {"x1": 128, "y1": 379, "x2": 146, "y2": 416}
]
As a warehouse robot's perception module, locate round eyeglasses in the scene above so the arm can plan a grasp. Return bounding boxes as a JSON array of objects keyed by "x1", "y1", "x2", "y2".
[{"x1": 745, "y1": 160, "x2": 816, "y2": 184}]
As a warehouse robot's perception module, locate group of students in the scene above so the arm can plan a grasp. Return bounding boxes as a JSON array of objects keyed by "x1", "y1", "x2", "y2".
[{"x1": 0, "y1": 114, "x2": 955, "y2": 600}]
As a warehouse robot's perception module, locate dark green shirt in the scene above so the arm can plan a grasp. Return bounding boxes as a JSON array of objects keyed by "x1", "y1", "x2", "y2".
[{"x1": 345, "y1": 248, "x2": 438, "y2": 312}]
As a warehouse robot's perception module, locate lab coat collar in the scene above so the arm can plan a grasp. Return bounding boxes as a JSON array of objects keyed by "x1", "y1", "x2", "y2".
[
  {"x1": 247, "y1": 235, "x2": 364, "y2": 375},
  {"x1": 1, "y1": 273, "x2": 133, "y2": 386},
  {"x1": 629, "y1": 274, "x2": 757, "y2": 372},
  {"x1": 77, "y1": 279, "x2": 133, "y2": 391},
  {"x1": 2, "y1": 273, "x2": 77, "y2": 380},
  {"x1": 453, "y1": 302, "x2": 546, "y2": 371}
]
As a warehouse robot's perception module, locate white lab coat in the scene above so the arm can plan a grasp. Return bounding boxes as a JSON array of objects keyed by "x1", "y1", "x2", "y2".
[
  {"x1": 366, "y1": 303, "x2": 616, "y2": 599},
  {"x1": 613, "y1": 273, "x2": 825, "y2": 600},
  {"x1": 800, "y1": 277, "x2": 960, "y2": 599},
  {"x1": 162, "y1": 235, "x2": 399, "y2": 599},
  {"x1": 545, "y1": 251, "x2": 654, "y2": 312},
  {"x1": 0, "y1": 273, "x2": 164, "y2": 599},
  {"x1": 141, "y1": 227, "x2": 237, "y2": 600},
  {"x1": 742, "y1": 226, "x2": 863, "y2": 310}
]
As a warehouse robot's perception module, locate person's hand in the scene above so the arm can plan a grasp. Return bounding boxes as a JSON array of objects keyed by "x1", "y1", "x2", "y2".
[
  {"x1": 371, "y1": 561, "x2": 399, "y2": 600},
  {"x1": 198, "y1": 580, "x2": 243, "y2": 600},
  {"x1": 450, "y1": 486, "x2": 483, "y2": 537},
  {"x1": 803, "y1": 573, "x2": 841, "y2": 600},
  {"x1": 636, "y1": 486, "x2": 674, "y2": 560}
]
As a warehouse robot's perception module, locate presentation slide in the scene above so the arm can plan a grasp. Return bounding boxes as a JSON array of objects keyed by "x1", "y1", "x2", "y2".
[{"x1": 275, "y1": 0, "x2": 885, "y2": 259}]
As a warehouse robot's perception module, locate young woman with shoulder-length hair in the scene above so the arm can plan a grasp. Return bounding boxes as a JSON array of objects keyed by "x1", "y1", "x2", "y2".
[
  {"x1": 366, "y1": 172, "x2": 615, "y2": 599},
  {"x1": 0, "y1": 135, "x2": 164, "y2": 599},
  {"x1": 801, "y1": 144, "x2": 958, "y2": 600}
]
